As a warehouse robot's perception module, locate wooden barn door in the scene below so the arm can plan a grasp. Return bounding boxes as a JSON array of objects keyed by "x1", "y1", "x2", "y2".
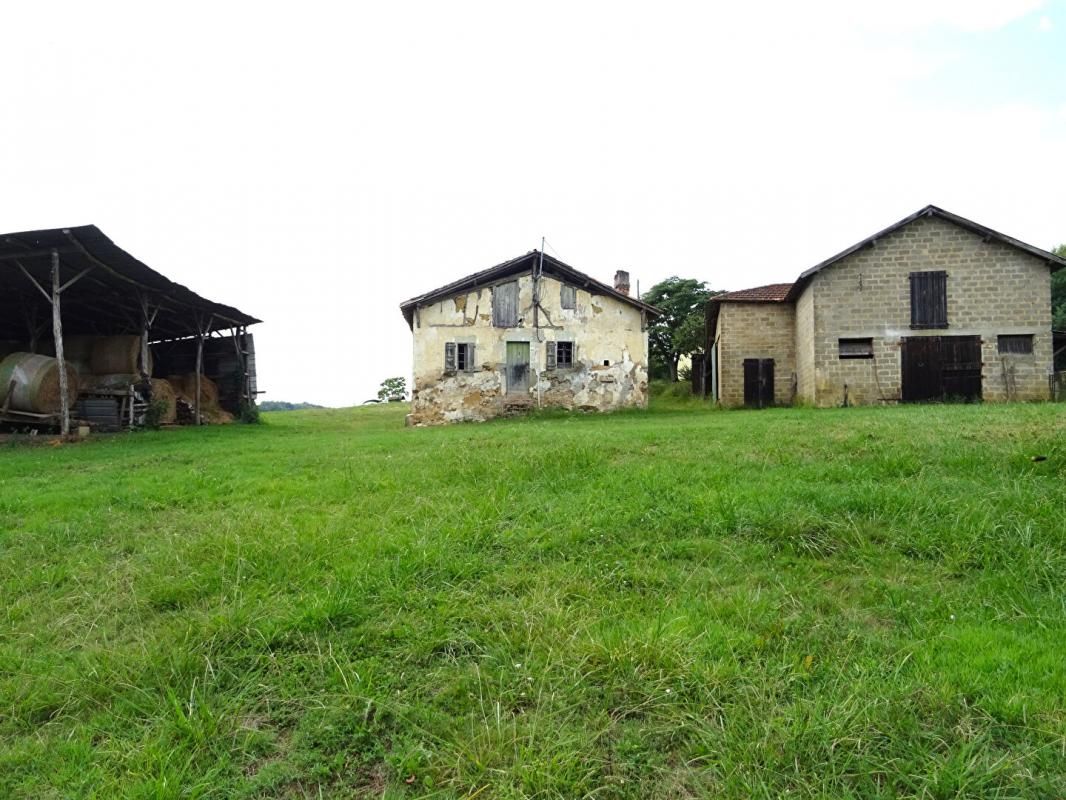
[
  {"x1": 901, "y1": 337, "x2": 941, "y2": 402},
  {"x1": 941, "y1": 336, "x2": 982, "y2": 401},
  {"x1": 902, "y1": 336, "x2": 982, "y2": 402},
  {"x1": 743, "y1": 358, "x2": 774, "y2": 408},
  {"x1": 506, "y1": 342, "x2": 530, "y2": 394}
]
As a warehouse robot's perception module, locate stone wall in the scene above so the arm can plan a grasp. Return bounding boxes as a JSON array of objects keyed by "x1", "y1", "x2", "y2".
[
  {"x1": 409, "y1": 273, "x2": 649, "y2": 424},
  {"x1": 794, "y1": 287, "x2": 815, "y2": 403},
  {"x1": 806, "y1": 214, "x2": 1054, "y2": 406},
  {"x1": 715, "y1": 302, "x2": 796, "y2": 407}
]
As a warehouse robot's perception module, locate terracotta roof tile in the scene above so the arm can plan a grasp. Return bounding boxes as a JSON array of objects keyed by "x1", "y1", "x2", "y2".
[{"x1": 716, "y1": 282, "x2": 794, "y2": 303}]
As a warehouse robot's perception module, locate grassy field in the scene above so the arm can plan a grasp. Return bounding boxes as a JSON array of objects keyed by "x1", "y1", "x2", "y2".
[{"x1": 1, "y1": 397, "x2": 1065, "y2": 798}]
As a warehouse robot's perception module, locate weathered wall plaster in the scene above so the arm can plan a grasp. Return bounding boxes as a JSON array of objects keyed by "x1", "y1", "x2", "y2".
[{"x1": 409, "y1": 272, "x2": 649, "y2": 425}]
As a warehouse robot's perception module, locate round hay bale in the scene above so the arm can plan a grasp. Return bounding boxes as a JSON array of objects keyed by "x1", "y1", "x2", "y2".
[
  {"x1": 91, "y1": 335, "x2": 151, "y2": 375},
  {"x1": 149, "y1": 379, "x2": 177, "y2": 424},
  {"x1": 0, "y1": 352, "x2": 80, "y2": 415}
]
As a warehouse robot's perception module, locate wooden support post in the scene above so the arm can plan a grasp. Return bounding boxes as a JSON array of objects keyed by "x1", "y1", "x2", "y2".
[
  {"x1": 139, "y1": 295, "x2": 158, "y2": 379},
  {"x1": 50, "y1": 249, "x2": 70, "y2": 436},
  {"x1": 231, "y1": 326, "x2": 246, "y2": 407},
  {"x1": 195, "y1": 321, "x2": 204, "y2": 426}
]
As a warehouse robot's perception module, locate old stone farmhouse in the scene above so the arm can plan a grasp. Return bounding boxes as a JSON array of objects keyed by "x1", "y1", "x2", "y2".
[
  {"x1": 706, "y1": 205, "x2": 1065, "y2": 407},
  {"x1": 400, "y1": 251, "x2": 661, "y2": 425}
]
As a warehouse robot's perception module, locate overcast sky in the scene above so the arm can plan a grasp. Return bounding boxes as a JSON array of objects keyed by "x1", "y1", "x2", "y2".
[{"x1": 2, "y1": 1, "x2": 1063, "y2": 406}]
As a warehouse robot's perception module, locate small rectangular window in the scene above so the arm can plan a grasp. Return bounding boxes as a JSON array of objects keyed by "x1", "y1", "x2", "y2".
[
  {"x1": 560, "y1": 284, "x2": 576, "y2": 310},
  {"x1": 909, "y1": 271, "x2": 948, "y2": 329},
  {"x1": 998, "y1": 334, "x2": 1033, "y2": 355},
  {"x1": 545, "y1": 341, "x2": 574, "y2": 369},
  {"x1": 839, "y1": 337, "x2": 874, "y2": 359},
  {"x1": 556, "y1": 341, "x2": 573, "y2": 367},
  {"x1": 446, "y1": 342, "x2": 476, "y2": 372}
]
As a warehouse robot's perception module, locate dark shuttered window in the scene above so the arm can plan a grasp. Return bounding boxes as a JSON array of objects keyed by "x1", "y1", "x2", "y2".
[
  {"x1": 838, "y1": 338, "x2": 874, "y2": 359},
  {"x1": 560, "y1": 284, "x2": 576, "y2": 310},
  {"x1": 492, "y1": 281, "x2": 519, "y2": 327},
  {"x1": 909, "y1": 271, "x2": 948, "y2": 329},
  {"x1": 997, "y1": 334, "x2": 1033, "y2": 354}
]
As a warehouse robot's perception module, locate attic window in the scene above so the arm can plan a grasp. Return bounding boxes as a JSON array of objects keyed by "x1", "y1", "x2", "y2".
[
  {"x1": 492, "y1": 281, "x2": 519, "y2": 327},
  {"x1": 545, "y1": 341, "x2": 574, "y2": 369},
  {"x1": 909, "y1": 271, "x2": 948, "y2": 329},
  {"x1": 998, "y1": 334, "x2": 1033, "y2": 355},
  {"x1": 838, "y1": 338, "x2": 874, "y2": 359},
  {"x1": 560, "y1": 284, "x2": 576, "y2": 310}
]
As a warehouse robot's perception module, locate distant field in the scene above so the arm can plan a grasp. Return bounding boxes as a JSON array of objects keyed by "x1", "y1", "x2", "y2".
[{"x1": 1, "y1": 398, "x2": 1065, "y2": 798}]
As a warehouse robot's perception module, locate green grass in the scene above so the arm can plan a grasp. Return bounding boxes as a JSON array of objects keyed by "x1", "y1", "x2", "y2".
[{"x1": 1, "y1": 399, "x2": 1065, "y2": 798}]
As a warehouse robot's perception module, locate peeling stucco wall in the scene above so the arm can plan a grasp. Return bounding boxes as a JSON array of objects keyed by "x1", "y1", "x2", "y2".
[{"x1": 408, "y1": 272, "x2": 649, "y2": 425}]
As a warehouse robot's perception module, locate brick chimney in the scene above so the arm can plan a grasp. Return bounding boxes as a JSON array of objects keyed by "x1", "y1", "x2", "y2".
[{"x1": 614, "y1": 270, "x2": 630, "y2": 296}]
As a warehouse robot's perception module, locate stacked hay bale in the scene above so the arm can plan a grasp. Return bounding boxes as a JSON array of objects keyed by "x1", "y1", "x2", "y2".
[
  {"x1": 0, "y1": 353, "x2": 80, "y2": 415},
  {"x1": 90, "y1": 335, "x2": 149, "y2": 375},
  {"x1": 168, "y1": 374, "x2": 234, "y2": 424},
  {"x1": 148, "y1": 378, "x2": 177, "y2": 424},
  {"x1": 63, "y1": 336, "x2": 97, "y2": 377},
  {"x1": 3, "y1": 335, "x2": 229, "y2": 428}
]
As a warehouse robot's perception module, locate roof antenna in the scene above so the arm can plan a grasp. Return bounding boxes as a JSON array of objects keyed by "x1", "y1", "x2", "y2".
[{"x1": 538, "y1": 236, "x2": 545, "y2": 278}]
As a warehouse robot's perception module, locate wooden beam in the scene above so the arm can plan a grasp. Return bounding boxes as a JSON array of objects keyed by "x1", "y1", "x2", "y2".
[
  {"x1": 14, "y1": 260, "x2": 53, "y2": 304},
  {"x1": 51, "y1": 250, "x2": 70, "y2": 436},
  {"x1": 0, "y1": 246, "x2": 79, "y2": 263},
  {"x1": 58, "y1": 264, "x2": 96, "y2": 294},
  {"x1": 194, "y1": 314, "x2": 213, "y2": 425}
]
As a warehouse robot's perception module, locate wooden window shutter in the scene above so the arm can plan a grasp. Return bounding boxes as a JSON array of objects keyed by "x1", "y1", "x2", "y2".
[
  {"x1": 546, "y1": 341, "x2": 557, "y2": 370},
  {"x1": 560, "y1": 284, "x2": 576, "y2": 310},
  {"x1": 492, "y1": 281, "x2": 519, "y2": 327},
  {"x1": 466, "y1": 343, "x2": 476, "y2": 371},
  {"x1": 444, "y1": 342, "x2": 456, "y2": 371},
  {"x1": 910, "y1": 271, "x2": 948, "y2": 328}
]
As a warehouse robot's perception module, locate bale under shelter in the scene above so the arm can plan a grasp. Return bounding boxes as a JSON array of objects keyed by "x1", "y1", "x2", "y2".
[
  {"x1": 90, "y1": 335, "x2": 151, "y2": 375},
  {"x1": 0, "y1": 353, "x2": 80, "y2": 415},
  {"x1": 0, "y1": 225, "x2": 261, "y2": 433}
]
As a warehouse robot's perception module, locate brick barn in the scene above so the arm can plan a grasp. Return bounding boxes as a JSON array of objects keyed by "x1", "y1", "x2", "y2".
[{"x1": 706, "y1": 205, "x2": 1065, "y2": 407}]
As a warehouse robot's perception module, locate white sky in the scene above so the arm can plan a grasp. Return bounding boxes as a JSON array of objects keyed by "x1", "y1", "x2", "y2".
[{"x1": 2, "y1": 0, "x2": 1063, "y2": 406}]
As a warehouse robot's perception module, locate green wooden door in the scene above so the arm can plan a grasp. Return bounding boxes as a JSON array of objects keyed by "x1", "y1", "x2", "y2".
[{"x1": 506, "y1": 342, "x2": 530, "y2": 394}]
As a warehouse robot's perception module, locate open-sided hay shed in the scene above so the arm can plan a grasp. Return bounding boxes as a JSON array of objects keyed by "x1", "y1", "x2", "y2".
[{"x1": 0, "y1": 225, "x2": 261, "y2": 433}]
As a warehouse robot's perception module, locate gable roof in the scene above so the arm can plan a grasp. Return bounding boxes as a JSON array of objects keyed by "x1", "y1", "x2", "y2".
[
  {"x1": 399, "y1": 250, "x2": 662, "y2": 328},
  {"x1": 705, "y1": 283, "x2": 795, "y2": 341},
  {"x1": 715, "y1": 283, "x2": 794, "y2": 303},
  {"x1": 785, "y1": 204, "x2": 1066, "y2": 301}
]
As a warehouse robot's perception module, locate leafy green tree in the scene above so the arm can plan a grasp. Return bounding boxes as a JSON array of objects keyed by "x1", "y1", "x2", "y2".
[
  {"x1": 642, "y1": 277, "x2": 718, "y2": 381},
  {"x1": 377, "y1": 376, "x2": 408, "y2": 402},
  {"x1": 1053, "y1": 244, "x2": 1066, "y2": 331}
]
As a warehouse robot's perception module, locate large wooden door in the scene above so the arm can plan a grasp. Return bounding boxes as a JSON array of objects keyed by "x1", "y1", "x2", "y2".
[
  {"x1": 743, "y1": 358, "x2": 774, "y2": 408},
  {"x1": 506, "y1": 342, "x2": 530, "y2": 394},
  {"x1": 901, "y1": 336, "x2": 981, "y2": 402},
  {"x1": 901, "y1": 337, "x2": 941, "y2": 402},
  {"x1": 941, "y1": 336, "x2": 982, "y2": 401}
]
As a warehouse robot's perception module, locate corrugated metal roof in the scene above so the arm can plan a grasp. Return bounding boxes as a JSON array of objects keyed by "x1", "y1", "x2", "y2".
[{"x1": 0, "y1": 225, "x2": 260, "y2": 341}]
